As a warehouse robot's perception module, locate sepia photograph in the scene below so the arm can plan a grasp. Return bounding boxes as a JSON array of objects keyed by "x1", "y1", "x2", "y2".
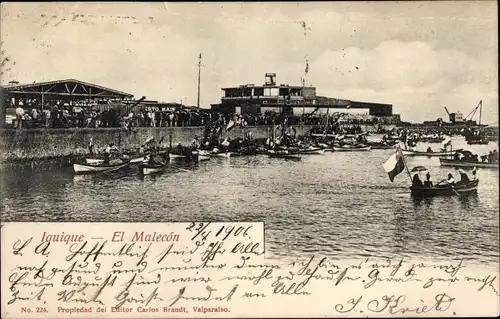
[{"x1": 1, "y1": 2, "x2": 499, "y2": 318}]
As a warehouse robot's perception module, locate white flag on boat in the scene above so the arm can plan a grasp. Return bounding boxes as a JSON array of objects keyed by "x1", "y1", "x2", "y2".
[{"x1": 382, "y1": 147, "x2": 405, "y2": 182}]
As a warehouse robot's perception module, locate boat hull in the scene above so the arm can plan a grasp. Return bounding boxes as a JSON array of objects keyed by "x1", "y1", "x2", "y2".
[
  {"x1": 369, "y1": 144, "x2": 397, "y2": 150},
  {"x1": 333, "y1": 146, "x2": 371, "y2": 152},
  {"x1": 439, "y1": 158, "x2": 499, "y2": 168},
  {"x1": 402, "y1": 150, "x2": 458, "y2": 157},
  {"x1": 267, "y1": 150, "x2": 301, "y2": 160},
  {"x1": 410, "y1": 180, "x2": 479, "y2": 197},
  {"x1": 73, "y1": 160, "x2": 130, "y2": 174}
]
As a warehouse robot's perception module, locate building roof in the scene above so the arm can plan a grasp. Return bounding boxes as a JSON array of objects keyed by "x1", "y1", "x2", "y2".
[{"x1": 2, "y1": 79, "x2": 134, "y2": 99}]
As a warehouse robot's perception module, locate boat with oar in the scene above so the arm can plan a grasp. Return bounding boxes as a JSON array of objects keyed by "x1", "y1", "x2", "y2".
[
  {"x1": 333, "y1": 144, "x2": 371, "y2": 152},
  {"x1": 410, "y1": 179, "x2": 479, "y2": 197},
  {"x1": 439, "y1": 158, "x2": 499, "y2": 169},
  {"x1": 402, "y1": 149, "x2": 460, "y2": 157},
  {"x1": 383, "y1": 146, "x2": 479, "y2": 198},
  {"x1": 73, "y1": 158, "x2": 131, "y2": 174}
]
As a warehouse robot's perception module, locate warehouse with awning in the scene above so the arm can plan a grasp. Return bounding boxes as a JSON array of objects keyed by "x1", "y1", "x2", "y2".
[{"x1": 2, "y1": 79, "x2": 134, "y2": 107}]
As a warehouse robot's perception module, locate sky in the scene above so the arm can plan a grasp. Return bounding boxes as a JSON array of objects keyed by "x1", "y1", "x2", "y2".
[{"x1": 1, "y1": 2, "x2": 498, "y2": 123}]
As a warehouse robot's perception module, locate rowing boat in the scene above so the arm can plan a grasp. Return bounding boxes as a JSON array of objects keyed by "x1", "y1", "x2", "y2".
[
  {"x1": 439, "y1": 158, "x2": 499, "y2": 168},
  {"x1": 73, "y1": 159, "x2": 130, "y2": 174},
  {"x1": 410, "y1": 179, "x2": 479, "y2": 197},
  {"x1": 139, "y1": 163, "x2": 166, "y2": 175},
  {"x1": 402, "y1": 149, "x2": 460, "y2": 157},
  {"x1": 333, "y1": 145, "x2": 371, "y2": 152}
]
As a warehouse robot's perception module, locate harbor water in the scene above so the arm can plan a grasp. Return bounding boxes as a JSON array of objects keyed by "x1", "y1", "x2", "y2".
[{"x1": 1, "y1": 137, "x2": 498, "y2": 266}]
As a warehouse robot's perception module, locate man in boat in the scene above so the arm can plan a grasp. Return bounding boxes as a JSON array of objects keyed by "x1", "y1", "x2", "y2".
[
  {"x1": 192, "y1": 135, "x2": 200, "y2": 149},
  {"x1": 426, "y1": 146, "x2": 433, "y2": 153},
  {"x1": 412, "y1": 174, "x2": 424, "y2": 187},
  {"x1": 88, "y1": 140, "x2": 95, "y2": 155},
  {"x1": 104, "y1": 143, "x2": 117, "y2": 164},
  {"x1": 456, "y1": 169, "x2": 470, "y2": 185},
  {"x1": 424, "y1": 172, "x2": 433, "y2": 187},
  {"x1": 444, "y1": 173, "x2": 455, "y2": 185}
]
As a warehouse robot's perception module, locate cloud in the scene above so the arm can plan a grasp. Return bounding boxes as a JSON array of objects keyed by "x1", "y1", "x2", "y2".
[{"x1": 1, "y1": 2, "x2": 497, "y2": 123}]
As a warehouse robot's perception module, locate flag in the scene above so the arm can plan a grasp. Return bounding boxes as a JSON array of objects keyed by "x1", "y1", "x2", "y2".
[
  {"x1": 305, "y1": 60, "x2": 309, "y2": 75},
  {"x1": 226, "y1": 120, "x2": 235, "y2": 131},
  {"x1": 382, "y1": 148, "x2": 405, "y2": 182}
]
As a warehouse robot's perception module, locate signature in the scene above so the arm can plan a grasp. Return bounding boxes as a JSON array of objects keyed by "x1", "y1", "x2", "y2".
[{"x1": 335, "y1": 293, "x2": 455, "y2": 314}]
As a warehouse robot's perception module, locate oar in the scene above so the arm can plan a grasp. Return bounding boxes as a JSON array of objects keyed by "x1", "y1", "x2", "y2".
[{"x1": 438, "y1": 180, "x2": 460, "y2": 196}]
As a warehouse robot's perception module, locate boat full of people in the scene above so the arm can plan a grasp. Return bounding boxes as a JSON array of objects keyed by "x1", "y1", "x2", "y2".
[
  {"x1": 401, "y1": 149, "x2": 458, "y2": 157},
  {"x1": 410, "y1": 177, "x2": 479, "y2": 197},
  {"x1": 382, "y1": 146, "x2": 479, "y2": 198},
  {"x1": 439, "y1": 149, "x2": 499, "y2": 168}
]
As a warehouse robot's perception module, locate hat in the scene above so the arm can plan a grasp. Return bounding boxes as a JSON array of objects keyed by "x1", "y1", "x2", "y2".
[{"x1": 458, "y1": 169, "x2": 464, "y2": 174}]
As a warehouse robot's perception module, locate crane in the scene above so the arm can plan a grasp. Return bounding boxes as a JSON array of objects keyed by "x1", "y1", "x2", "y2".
[
  {"x1": 443, "y1": 100, "x2": 483, "y2": 125},
  {"x1": 463, "y1": 100, "x2": 482, "y2": 125}
]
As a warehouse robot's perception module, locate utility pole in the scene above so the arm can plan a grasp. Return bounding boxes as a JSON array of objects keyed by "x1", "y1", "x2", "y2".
[{"x1": 197, "y1": 53, "x2": 202, "y2": 111}]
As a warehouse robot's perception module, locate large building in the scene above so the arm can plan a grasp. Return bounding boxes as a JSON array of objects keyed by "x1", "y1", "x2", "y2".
[{"x1": 212, "y1": 73, "x2": 394, "y2": 118}]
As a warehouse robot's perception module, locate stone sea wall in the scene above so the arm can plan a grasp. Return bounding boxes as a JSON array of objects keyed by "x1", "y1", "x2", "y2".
[{"x1": 0, "y1": 124, "x2": 394, "y2": 162}]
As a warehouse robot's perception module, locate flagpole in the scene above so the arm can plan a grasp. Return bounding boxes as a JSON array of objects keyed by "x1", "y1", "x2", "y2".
[
  {"x1": 397, "y1": 145, "x2": 413, "y2": 183},
  {"x1": 197, "y1": 53, "x2": 202, "y2": 111}
]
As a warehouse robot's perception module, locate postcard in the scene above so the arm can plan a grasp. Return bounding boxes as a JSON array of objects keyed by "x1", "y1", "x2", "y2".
[{"x1": 1, "y1": 2, "x2": 499, "y2": 318}]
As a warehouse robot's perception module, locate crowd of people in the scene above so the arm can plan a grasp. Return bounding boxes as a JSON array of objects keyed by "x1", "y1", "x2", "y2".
[{"x1": 9, "y1": 102, "x2": 399, "y2": 130}]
